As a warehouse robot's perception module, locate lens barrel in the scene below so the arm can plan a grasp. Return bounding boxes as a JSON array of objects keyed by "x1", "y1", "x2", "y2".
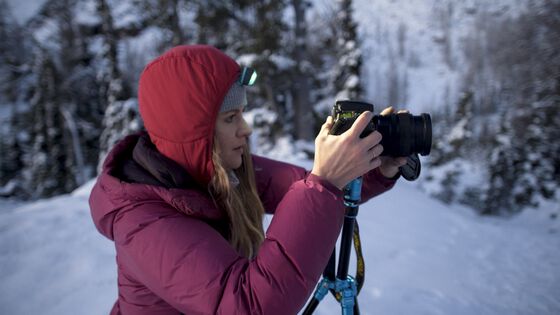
[{"x1": 371, "y1": 113, "x2": 432, "y2": 157}]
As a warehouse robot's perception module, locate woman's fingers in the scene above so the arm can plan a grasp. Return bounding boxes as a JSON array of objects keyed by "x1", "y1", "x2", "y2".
[
  {"x1": 369, "y1": 144, "x2": 384, "y2": 159},
  {"x1": 380, "y1": 106, "x2": 410, "y2": 115},
  {"x1": 323, "y1": 115, "x2": 333, "y2": 130},
  {"x1": 363, "y1": 130, "x2": 382, "y2": 148},
  {"x1": 348, "y1": 111, "x2": 373, "y2": 138},
  {"x1": 369, "y1": 157, "x2": 382, "y2": 168},
  {"x1": 380, "y1": 106, "x2": 394, "y2": 116},
  {"x1": 394, "y1": 156, "x2": 408, "y2": 166}
]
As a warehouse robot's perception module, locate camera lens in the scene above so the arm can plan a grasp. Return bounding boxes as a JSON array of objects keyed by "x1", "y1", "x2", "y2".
[
  {"x1": 414, "y1": 113, "x2": 432, "y2": 156},
  {"x1": 372, "y1": 113, "x2": 432, "y2": 157}
]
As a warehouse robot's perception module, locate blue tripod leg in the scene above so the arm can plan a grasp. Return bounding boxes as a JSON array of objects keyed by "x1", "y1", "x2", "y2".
[{"x1": 302, "y1": 178, "x2": 363, "y2": 315}]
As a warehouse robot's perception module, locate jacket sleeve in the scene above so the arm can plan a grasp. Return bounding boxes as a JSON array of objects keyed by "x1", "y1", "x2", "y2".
[
  {"x1": 252, "y1": 154, "x2": 398, "y2": 211},
  {"x1": 114, "y1": 174, "x2": 345, "y2": 315},
  {"x1": 360, "y1": 167, "x2": 399, "y2": 203},
  {"x1": 252, "y1": 155, "x2": 309, "y2": 214}
]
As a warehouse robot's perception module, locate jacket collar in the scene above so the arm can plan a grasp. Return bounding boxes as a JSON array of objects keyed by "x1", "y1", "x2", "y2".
[{"x1": 102, "y1": 133, "x2": 226, "y2": 221}]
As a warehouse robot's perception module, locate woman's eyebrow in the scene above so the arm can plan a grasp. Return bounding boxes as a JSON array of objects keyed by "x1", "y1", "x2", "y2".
[{"x1": 222, "y1": 108, "x2": 243, "y2": 115}]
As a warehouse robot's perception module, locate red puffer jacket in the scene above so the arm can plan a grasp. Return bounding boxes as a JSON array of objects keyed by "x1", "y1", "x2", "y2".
[
  {"x1": 89, "y1": 45, "x2": 397, "y2": 314},
  {"x1": 89, "y1": 133, "x2": 396, "y2": 315}
]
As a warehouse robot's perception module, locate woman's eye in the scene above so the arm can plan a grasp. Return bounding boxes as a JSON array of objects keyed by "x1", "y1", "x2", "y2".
[{"x1": 225, "y1": 114, "x2": 236, "y2": 123}]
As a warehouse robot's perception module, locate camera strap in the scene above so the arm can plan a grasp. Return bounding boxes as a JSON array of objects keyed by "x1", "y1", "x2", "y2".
[
  {"x1": 352, "y1": 221, "x2": 365, "y2": 294},
  {"x1": 326, "y1": 220, "x2": 366, "y2": 302}
]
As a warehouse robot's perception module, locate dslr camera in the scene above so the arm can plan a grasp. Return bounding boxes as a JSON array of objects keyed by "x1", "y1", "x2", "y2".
[{"x1": 330, "y1": 100, "x2": 432, "y2": 180}]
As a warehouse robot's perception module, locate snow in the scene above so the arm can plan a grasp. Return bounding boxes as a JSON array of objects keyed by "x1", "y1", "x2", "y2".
[
  {"x1": 0, "y1": 181, "x2": 117, "y2": 315},
  {"x1": 75, "y1": 0, "x2": 100, "y2": 26},
  {"x1": 237, "y1": 54, "x2": 260, "y2": 66},
  {"x1": 1, "y1": 166, "x2": 558, "y2": 315},
  {"x1": 30, "y1": 18, "x2": 59, "y2": 49},
  {"x1": 269, "y1": 54, "x2": 297, "y2": 71},
  {"x1": 110, "y1": 0, "x2": 144, "y2": 30},
  {"x1": 5, "y1": 0, "x2": 48, "y2": 24},
  {"x1": 447, "y1": 118, "x2": 471, "y2": 143}
]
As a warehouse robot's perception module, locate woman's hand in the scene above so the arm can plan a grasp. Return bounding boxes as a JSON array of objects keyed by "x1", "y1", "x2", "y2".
[
  {"x1": 311, "y1": 111, "x2": 384, "y2": 190},
  {"x1": 378, "y1": 106, "x2": 408, "y2": 178}
]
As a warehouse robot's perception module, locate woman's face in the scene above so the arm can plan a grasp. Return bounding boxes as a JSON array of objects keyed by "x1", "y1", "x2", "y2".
[{"x1": 215, "y1": 107, "x2": 252, "y2": 171}]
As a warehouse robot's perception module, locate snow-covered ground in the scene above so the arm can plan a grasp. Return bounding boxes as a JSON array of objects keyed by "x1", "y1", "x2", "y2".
[{"x1": 1, "y1": 169, "x2": 558, "y2": 315}]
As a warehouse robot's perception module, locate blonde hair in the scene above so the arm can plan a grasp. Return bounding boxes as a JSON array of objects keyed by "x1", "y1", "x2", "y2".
[{"x1": 209, "y1": 144, "x2": 265, "y2": 259}]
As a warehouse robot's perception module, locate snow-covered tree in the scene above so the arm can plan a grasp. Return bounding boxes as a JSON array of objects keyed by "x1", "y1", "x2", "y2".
[
  {"x1": 25, "y1": 51, "x2": 75, "y2": 198},
  {"x1": 424, "y1": 91, "x2": 476, "y2": 205},
  {"x1": 481, "y1": 0, "x2": 560, "y2": 214},
  {"x1": 332, "y1": 0, "x2": 363, "y2": 101},
  {"x1": 0, "y1": 1, "x2": 37, "y2": 196},
  {"x1": 435, "y1": 0, "x2": 560, "y2": 214},
  {"x1": 289, "y1": 0, "x2": 314, "y2": 141},
  {"x1": 95, "y1": 0, "x2": 141, "y2": 169},
  {"x1": 0, "y1": 0, "x2": 23, "y2": 188}
]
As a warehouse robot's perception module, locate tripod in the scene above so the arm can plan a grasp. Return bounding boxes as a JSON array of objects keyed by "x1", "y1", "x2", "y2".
[{"x1": 303, "y1": 177, "x2": 364, "y2": 315}]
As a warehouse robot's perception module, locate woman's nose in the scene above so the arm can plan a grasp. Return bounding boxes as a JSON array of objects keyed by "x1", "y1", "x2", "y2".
[{"x1": 238, "y1": 116, "x2": 252, "y2": 138}]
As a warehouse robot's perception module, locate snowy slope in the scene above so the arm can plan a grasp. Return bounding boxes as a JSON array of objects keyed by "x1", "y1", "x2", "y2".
[{"x1": 1, "y1": 174, "x2": 558, "y2": 315}]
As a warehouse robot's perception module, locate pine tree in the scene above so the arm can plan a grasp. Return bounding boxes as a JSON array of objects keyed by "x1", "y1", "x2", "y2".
[
  {"x1": 131, "y1": 0, "x2": 190, "y2": 51},
  {"x1": 0, "y1": 0, "x2": 32, "y2": 195},
  {"x1": 0, "y1": 0, "x2": 17, "y2": 186},
  {"x1": 425, "y1": 91, "x2": 475, "y2": 205},
  {"x1": 482, "y1": 0, "x2": 560, "y2": 214},
  {"x1": 289, "y1": 0, "x2": 314, "y2": 141},
  {"x1": 302, "y1": 5, "x2": 342, "y2": 131},
  {"x1": 333, "y1": 0, "x2": 363, "y2": 101},
  {"x1": 0, "y1": 110, "x2": 26, "y2": 191},
  {"x1": 157, "y1": 0, "x2": 188, "y2": 46},
  {"x1": 96, "y1": 0, "x2": 141, "y2": 170},
  {"x1": 520, "y1": 0, "x2": 560, "y2": 206},
  {"x1": 26, "y1": 51, "x2": 74, "y2": 198},
  {"x1": 483, "y1": 118, "x2": 517, "y2": 215}
]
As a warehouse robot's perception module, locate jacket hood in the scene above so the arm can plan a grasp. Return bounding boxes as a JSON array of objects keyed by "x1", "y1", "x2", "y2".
[
  {"x1": 89, "y1": 133, "x2": 227, "y2": 241},
  {"x1": 138, "y1": 45, "x2": 241, "y2": 187}
]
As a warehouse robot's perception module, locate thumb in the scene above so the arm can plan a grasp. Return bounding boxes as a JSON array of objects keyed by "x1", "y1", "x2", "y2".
[{"x1": 320, "y1": 116, "x2": 334, "y2": 135}]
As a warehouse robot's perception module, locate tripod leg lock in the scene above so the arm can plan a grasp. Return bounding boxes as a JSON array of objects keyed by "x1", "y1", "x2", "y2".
[
  {"x1": 343, "y1": 178, "x2": 362, "y2": 209},
  {"x1": 336, "y1": 276, "x2": 357, "y2": 313},
  {"x1": 313, "y1": 278, "x2": 335, "y2": 302}
]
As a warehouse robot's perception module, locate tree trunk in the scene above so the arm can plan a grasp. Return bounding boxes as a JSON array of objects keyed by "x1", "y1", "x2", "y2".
[{"x1": 291, "y1": 0, "x2": 313, "y2": 140}]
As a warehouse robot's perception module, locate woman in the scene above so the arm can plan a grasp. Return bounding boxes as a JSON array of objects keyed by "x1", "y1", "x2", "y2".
[{"x1": 89, "y1": 45, "x2": 405, "y2": 315}]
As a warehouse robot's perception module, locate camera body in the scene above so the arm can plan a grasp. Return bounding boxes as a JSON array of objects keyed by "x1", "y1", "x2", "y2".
[{"x1": 330, "y1": 100, "x2": 432, "y2": 157}]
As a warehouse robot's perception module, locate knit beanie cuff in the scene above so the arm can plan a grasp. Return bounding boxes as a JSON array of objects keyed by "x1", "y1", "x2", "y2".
[{"x1": 220, "y1": 83, "x2": 247, "y2": 113}]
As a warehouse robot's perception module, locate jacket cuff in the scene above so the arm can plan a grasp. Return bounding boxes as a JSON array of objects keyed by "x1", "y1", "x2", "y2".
[
  {"x1": 305, "y1": 173, "x2": 343, "y2": 197},
  {"x1": 373, "y1": 168, "x2": 400, "y2": 187}
]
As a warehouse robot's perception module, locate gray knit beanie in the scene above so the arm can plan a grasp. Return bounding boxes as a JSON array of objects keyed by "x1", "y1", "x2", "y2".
[{"x1": 220, "y1": 83, "x2": 247, "y2": 113}]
